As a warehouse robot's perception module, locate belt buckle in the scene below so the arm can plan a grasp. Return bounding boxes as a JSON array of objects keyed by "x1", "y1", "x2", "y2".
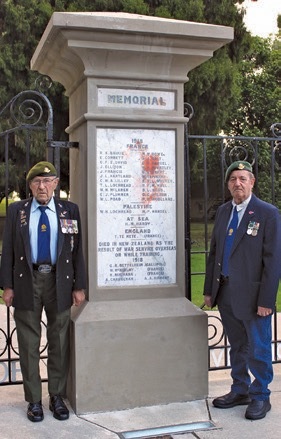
[{"x1": 38, "y1": 264, "x2": 52, "y2": 274}]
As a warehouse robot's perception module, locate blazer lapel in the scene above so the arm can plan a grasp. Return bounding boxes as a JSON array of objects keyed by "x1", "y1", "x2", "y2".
[
  {"x1": 219, "y1": 202, "x2": 233, "y2": 254},
  {"x1": 19, "y1": 200, "x2": 32, "y2": 265},
  {"x1": 55, "y1": 199, "x2": 70, "y2": 258}
]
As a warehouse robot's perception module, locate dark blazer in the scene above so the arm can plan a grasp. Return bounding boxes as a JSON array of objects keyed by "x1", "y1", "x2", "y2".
[
  {"x1": 204, "y1": 194, "x2": 281, "y2": 319},
  {"x1": 0, "y1": 197, "x2": 86, "y2": 312}
]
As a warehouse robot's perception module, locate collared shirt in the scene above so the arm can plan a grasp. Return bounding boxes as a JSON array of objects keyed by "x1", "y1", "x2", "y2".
[
  {"x1": 29, "y1": 197, "x2": 58, "y2": 264},
  {"x1": 228, "y1": 194, "x2": 252, "y2": 228}
]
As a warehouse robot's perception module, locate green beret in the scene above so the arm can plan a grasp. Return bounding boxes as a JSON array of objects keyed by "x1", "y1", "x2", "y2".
[
  {"x1": 225, "y1": 161, "x2": 253, "y2": 182},
  {"x1": 26, "y1": 161, "x2": 57, "y2": 181}
]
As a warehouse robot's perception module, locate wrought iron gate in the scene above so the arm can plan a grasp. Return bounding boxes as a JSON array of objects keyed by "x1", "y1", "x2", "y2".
[{"x1": 0, "y1": 83, "x2": 281, "y2": 385}]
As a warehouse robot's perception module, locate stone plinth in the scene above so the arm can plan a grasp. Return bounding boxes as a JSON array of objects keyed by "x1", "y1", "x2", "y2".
[{"x1": 31, "y1": 12, "x2": 233, "y2": 414}]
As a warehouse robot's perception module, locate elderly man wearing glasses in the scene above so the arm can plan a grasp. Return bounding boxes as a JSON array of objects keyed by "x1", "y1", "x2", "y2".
[{"x1": 0, "y1": 161, "x2": 86, "y2": 423}]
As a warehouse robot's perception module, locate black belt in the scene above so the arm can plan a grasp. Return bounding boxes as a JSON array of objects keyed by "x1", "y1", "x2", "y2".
[
  {"x1": 219, "y1": 274, "x2": 229, "y2": 285},
  {"x1": 33, "y1": 263, "x2": 56, "y2": 274}
]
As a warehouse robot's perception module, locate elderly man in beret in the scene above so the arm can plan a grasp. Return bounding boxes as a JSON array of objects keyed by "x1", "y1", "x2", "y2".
[
  {"x1": 204, "y1": 160, "x2": 281, "y2": 420},
  {"x1": 0, "y1": 161, "x2": 86, "y2": 422}
]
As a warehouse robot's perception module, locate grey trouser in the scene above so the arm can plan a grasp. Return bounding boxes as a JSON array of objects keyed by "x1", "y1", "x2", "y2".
[{"x1": 14, "y1": 271, "x2": 70, "y2": 403}]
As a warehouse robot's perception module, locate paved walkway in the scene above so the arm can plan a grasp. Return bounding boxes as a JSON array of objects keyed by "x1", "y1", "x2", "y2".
[
  {"x1": 1, "y1": 304, "x2": 281, "y2": 438},
  {"x1": 1, "y1": 365, "x2": 281, "y2": 439}
]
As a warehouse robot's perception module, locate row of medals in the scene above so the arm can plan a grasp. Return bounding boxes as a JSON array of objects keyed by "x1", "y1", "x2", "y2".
[{"x1": 247, "y1": 221, "x2": 259, "y2": 236}]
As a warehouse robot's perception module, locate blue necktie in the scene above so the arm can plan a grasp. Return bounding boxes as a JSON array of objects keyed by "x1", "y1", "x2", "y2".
[
  {"x1": 37, "y1": 206, "x2": 51, "y2": 264},
  {"x1": 222, "y1": 206, "x2": 238, "y2": 276}
]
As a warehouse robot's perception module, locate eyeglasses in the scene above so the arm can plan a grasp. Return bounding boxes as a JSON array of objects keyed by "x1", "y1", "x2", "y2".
[{"x1": 31, "y1": 177, "x2": 57, "y2": 186}]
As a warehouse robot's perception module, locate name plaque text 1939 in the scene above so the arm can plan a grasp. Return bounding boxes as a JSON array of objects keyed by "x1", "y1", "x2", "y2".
[{"x1": 97, "y1": 128, "x2": 176, "y2": 287}]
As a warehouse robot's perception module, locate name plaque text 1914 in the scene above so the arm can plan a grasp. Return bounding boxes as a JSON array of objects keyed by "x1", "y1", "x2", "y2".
[{"x1": 97, "y1": 128, "x2": 176, "y2": 287}]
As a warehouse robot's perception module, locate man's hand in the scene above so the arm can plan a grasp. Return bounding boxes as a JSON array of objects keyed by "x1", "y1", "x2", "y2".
[
  {"x1": 204, "y1": 295, "x2": 212, "y2": 308},
  {"x1": 3, "y1": 288, "x2": 14, "y2": 307},
  {"x1": 72, "y1": 289, "x2": 86, "y2": 307},
  {"x1": 257, "y1": 306, "x2": 272, "y2": 317}
]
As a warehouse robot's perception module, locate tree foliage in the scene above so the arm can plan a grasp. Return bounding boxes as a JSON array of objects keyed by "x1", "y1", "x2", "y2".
[
  {"x1": 0, "y1": 0, "x2": 280, "y2": 197},
  {"x1": 227, "y1": 36, "x2": 281, "y2": 137},
  {"x1": 0, "y1": 1, "x2": 256, "y2": 135},
  {"x1": 1, "y1": 0, "x2": 278, "y2": 136}
]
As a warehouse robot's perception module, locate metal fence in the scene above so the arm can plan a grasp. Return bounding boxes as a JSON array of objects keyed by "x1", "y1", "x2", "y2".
[{"x1": 0, "y1": 83, "x2": 280, "y2": 384}]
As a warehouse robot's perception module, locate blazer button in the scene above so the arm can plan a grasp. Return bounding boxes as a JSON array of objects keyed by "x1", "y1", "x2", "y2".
[
  {"x1": 19, "y1": 273, "x2": 23, "y2": 277},
  {"x1": 20, "y1": 256, "x2": 24, "y2": 260},
  {"x1": 66, "y1": 260, "x2": 69, "y2": 263},
  {"x1": 216, "y1": 278, "x2": 220, "y2": 282},
  {"x1": 66, "y1": 275, "x2": 69, "y2": 279}
]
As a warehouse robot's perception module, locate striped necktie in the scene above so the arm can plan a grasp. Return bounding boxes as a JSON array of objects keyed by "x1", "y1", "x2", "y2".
[{"x1": 222, "y1": 206, "x2": 238, "y2": 276}]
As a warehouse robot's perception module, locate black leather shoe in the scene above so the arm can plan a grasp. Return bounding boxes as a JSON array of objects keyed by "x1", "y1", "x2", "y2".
[
  {"x1": 49, "y1": 395, "x2": 69, "y2": 420},
  {"x1": 27, "y1": 401, "x2": 44, "y2": 422},
  {"x1": 245, "y1": 399, "x2": 271, "y2": 420},
  {"x1": 213, "y1": 391, "x2": 251, "y2": 409}
]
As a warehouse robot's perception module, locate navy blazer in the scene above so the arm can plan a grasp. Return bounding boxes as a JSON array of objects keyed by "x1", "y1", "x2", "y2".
[
  {"x1": 0, "y1": 197, "x2": 86, "y2": 312},
  {"x1": 204, "y1": 194, "x2": 281, "y2": 319}
]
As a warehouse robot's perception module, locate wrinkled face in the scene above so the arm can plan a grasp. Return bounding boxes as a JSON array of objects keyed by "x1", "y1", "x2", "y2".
[
  {"x1": 227, "y1": 170, "x2": 255, "y2": 204},
  {"x1": 29, "y1": 176, "x2": 59, "y2": 205}
]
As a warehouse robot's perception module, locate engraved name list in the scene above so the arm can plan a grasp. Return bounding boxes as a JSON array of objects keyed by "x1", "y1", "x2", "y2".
[{"x1": 97, "y1": 128, "x2": 177, "y2": 287}]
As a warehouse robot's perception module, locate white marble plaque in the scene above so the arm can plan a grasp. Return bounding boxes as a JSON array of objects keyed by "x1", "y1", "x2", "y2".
[{"x1": 97, "y1": 128, "x2": 176, "y2": 287}]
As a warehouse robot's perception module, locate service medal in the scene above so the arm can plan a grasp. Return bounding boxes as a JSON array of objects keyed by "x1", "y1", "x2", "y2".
[
  {"x1": 247, "y1": 221, "x2": 254, "y2": 235},
  {"x1": 252, "y1": 222, "x2": 260, "y2": 237}
]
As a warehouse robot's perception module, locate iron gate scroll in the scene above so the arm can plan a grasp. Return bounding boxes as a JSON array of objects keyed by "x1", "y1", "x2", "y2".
[{"x1": 0, "y1": 76, "x2": 78, "y2": 385}]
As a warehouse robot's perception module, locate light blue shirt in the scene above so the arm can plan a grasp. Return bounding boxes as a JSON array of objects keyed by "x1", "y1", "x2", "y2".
[
  {"x1": 228, "y1": 194, "x2": 252, "y2": 228},
  {"x1": 29, "y1": 197, "x2": 58, "y2": 264}
]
